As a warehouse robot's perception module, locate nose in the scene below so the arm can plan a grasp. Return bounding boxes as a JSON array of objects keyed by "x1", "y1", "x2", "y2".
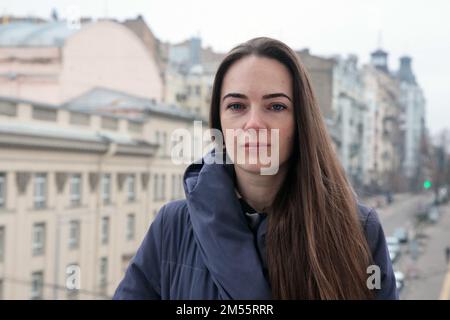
[{"x1": 243, "y1": 106, "x2": 267, "y2": 131}]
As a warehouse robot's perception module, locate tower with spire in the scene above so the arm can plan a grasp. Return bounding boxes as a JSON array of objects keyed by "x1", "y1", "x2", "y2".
[{"x1": 370, "y1": 48, "x2": 389, "y2": 73}]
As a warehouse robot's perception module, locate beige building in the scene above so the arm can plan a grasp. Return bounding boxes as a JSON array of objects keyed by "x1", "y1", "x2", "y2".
[
  {"x1": 163, "y1": 37, "x2": 225, "y2": 119},
  {"x1": 164, "y1": 64, "x2": 216, "y2": 120},
  {"x1": 361, "y1": 49, "x2": 403, "y2": 192},
  {"x1": 295, "y1": 49, "x2": 342, "y2": 153},
  {"x1": 397, "y1": 56, "x2": 426, "y2": 184},
  {"x1": 299, "y1": 48, "x2": 409, "y2": 193},
  {"x1": 297, "y1": 49, "x2": 336, "y2": 122},
  {"x1": 0, "y1": 93, "x2": 203, "y2": 299},
  {"x1": 0, "y1": 19, "x2": 163, "y2": 105},
  {"x1": 332, "y1": 54, "x2": 367, "y2": 190}
]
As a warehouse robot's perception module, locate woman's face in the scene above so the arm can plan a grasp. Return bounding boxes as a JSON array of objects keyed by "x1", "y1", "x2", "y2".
[{"x1": 220, "y1": 55, "x2": 295, "y2": 175}]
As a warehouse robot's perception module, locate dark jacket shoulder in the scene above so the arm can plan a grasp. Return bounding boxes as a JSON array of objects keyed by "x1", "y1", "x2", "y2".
[{"x1": 357, "y1": 203, "x2": 399, "y2": 299}]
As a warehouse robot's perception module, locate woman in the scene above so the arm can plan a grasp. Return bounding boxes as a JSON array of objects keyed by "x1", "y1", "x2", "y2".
[{"x1": 113, "y1": 37, "x2": 398, "y2": 300}]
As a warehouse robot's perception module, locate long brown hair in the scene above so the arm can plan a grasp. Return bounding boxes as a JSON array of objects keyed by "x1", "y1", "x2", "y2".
[{"x1": 209, "y1": 37, "x2": 374, "y2": 299}]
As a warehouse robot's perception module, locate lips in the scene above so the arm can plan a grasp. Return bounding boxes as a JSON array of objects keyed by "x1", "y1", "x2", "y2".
[{"x1": 243, "y1": 143, "x2": 271, "y2": 148}]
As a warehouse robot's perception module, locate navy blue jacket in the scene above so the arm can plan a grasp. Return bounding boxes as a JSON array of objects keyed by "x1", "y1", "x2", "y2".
[{"x1": 113, "y1": 151, "x2": 398, "y2": 300}]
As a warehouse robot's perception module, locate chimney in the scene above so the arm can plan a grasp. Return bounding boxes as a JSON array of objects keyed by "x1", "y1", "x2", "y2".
[{"x1": 397, "y1": 56, "x2": 416, "y2": 84}]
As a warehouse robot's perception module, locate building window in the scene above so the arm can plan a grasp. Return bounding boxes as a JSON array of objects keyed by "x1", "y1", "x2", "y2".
[
  {"x1": 126, "y1": 214, "x2": 135, "y2": 241},
  {"x1": 32, "y1": 106, "x2": 57, "y2": 122},
  {"x1": 152, "y1": 173, "x2": 166, "y2": 201},
  {"x1": 179, "y1": 174, "x2": 184, "y2": 198},
  {"x1": 69, "y1": 112, "x2": 90, "y2": 126},
  {"x1": 70, "y1": 174, "x2": 82, "y2": 206},
  {"x1": 0, "y1": 100, "x2": 17, "y2": 117},
  {"x1": 170, "y1": 174, "x2": 182, "y2": 200},
  {"x1": 0, "y1": 173, "x2": 5, "y2": 208},
  {"x1": 195, "y1": 85, "x2": 201, "y2": 96},
  {"x1": 31, "y1": 271, "x2": 44, "y2": 300},
  {"x1": 171, "y1": 174, "x2": 176, "y2": 200},
  {"x1": 102, "y1": 174, "x2": 111, "y2": 205},
  {"x1": 153, "y1": 174, "x2": 159, "y2": 201},
  {"x1": 101, "y1": 217, "x2": 109, "y2": 245},
  {"x1": 156, "y1": 131, "x2": 168, "y2": 157},
  {"x1": 34, "y1": 173, "x2": 47, "y2": 209},
  {"x1": 163, "y1": 132, "x2": 168, "y2": 156},
  {"x1": 0, "y1": 226, "x2": 4, "y2": 263},
  {"x1": 161, "y1": 174, "x2": 166, "y2": 201},
  {"x1": 128, "y1": 121, "x2": 142, "y2": 134},
  {"x1": 155, "y1": 131, "x2": 160, "y2": 155},
  {"x1": 68, "y1": 220, "x2": 80, "y2": 250},
  {"x1": 32, "y1": 223, "x2": 45, "y2": 256},
  {"x1": 99, "y1": 257, "x2": 108, "y2": 294},
  {"x1": 101, "y1": 117, "x2": 118, "y2": 131},
  {"x1": 127, "y1": 175, "x2": 135, "y2": 202}
]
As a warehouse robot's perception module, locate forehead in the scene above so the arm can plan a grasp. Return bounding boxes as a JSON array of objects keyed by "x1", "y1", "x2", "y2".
[{"x1": 221, "y1": 55, "x2": 293, "y2": 96}]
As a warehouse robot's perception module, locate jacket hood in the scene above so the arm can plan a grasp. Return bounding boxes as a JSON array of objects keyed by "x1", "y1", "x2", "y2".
[{"x1": 182, "y1": 148, "x2": 272, "y2": 299}]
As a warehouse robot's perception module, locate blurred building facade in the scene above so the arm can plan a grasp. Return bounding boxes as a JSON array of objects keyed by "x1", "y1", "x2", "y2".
[
  {"x1": 162, "y1": 37, "x2": 225, "y2": 120},
  {"x1": 296, "y1": 49, "x2": 336, "y2": 122},
  {"x1": 361, "y1": 52, "x2": 403, "y2": 193},
  {"x1": 396, "y1": 56, "x2": 426, "y2": 183},
  {"x1": 360, "y1": 49, "x2": 426, "y2": 193},
  {"x1": 0, "y1": 94, "x2": 201, "y2": 299},
  {"x1": 331, "y1": 55, "x2": 367, "y2": 189}
]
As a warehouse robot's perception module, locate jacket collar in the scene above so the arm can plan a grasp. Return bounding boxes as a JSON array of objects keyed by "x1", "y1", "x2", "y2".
[{"x1": 183, "y1": 149, "x2": 272, "y2": 299}]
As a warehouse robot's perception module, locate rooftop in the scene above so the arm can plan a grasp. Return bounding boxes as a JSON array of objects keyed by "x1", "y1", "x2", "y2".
[
  {"x1": 63, "y1": 87, "x2": 203, "y2": 121},
  {"x1": 0, "y1": 21, "x2": 82, "y2": 47}
]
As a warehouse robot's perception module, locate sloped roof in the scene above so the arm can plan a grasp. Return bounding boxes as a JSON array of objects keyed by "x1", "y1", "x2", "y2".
[
  {"x1": 63, "y1": 87, "x2": 202, "y2": 121},
  {"x1": 0, "y1": 21, "x2": 82, "y2": 47}
]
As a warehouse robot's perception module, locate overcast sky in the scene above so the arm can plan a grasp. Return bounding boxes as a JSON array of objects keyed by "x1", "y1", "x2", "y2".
[{"x1": 2, "y1": 0, "x2": 449, "y2": 136}]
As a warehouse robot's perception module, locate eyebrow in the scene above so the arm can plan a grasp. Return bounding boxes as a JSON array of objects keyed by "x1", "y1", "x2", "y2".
[{"x1": 222, "y1": 92, "x2": 292, "y2": 102}]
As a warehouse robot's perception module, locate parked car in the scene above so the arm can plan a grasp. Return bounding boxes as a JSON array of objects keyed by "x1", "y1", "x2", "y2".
[
  {"x1": 386, "y1": 236, "x2": 401, "y2": 262},
  {"x1": 415, "y1": 201, "x2": 435, "y2": 224},
  {"x1": 428, "y1": 206, "x2": 440, "y2": 223},
  {"x1": 393, "y1": 228, "x2": 409, "y2": 243},
  {"x1": 435, "y1": 187, "x2": 448, "y2": 205}
]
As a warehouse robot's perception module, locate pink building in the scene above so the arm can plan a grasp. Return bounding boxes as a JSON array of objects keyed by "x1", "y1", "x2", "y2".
[{"x1": 0, "y1": 20, "x2": 163, "y2": 105}]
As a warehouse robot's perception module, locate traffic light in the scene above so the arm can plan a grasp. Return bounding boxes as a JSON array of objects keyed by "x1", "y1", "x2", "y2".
[{"x1": 423, "y1": 180, "x2": 432, "y2": 189}]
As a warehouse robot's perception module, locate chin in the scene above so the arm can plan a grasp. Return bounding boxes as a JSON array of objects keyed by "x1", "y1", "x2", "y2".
[
  {"x1": 234, "y1": 160, "x2": 284, "y2": 176},
  {"x1": 235, "y1": 163, "x2": 265, "y2": 174},
  {"x1": 226, "y1": 147, "x2": 285, "y2": 175}
]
